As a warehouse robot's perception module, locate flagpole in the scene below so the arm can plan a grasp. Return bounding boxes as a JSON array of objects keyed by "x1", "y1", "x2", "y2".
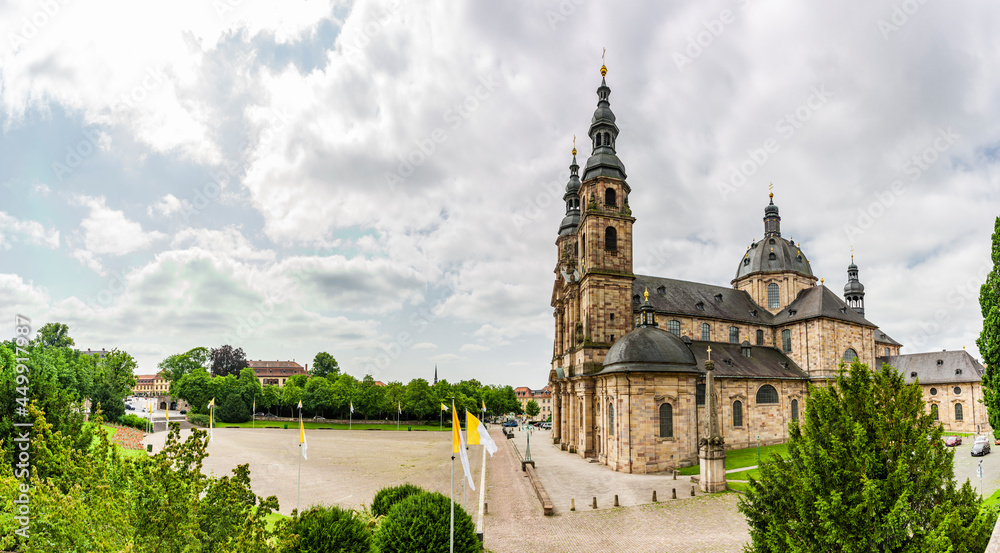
[
  {"x1": 297, "y1": 402, "x2": 302, "y2": 514},
  {"x1": 450, "y1": 396, "x2": 456, "y2": 553},
  {"x1": 477, "y1": 440, "x2": 487, "y2": 538},
  {"x1": 462, "y1": 409, "x2": 467, "y2": 509}
]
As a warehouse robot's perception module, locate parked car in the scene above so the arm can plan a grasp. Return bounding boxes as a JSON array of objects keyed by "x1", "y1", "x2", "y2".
[
  {"x1": 541, "y1": 422, "x2": 552, "y2": 429},
  {"x1": 125, "y1": 405, "x2": 135, "y2": 411},
  {"x1": 502, "y1": 420, "x2": 518, "y2": 428},
  {"x1": 253, "y1": 412, "x2": 265, "y2": 417},
  {"x1": 312, "y1": 415, "x2": 326, "y2": 420},
  {"x1": 972, "y1": 441, "x2": 991, "y2": 456},
  {"x1": 179, "y1": 410, "x2": 187, "y2": 415},
  {"x1": 944, "y1": 436, "x2": 962, "y2": 447}
]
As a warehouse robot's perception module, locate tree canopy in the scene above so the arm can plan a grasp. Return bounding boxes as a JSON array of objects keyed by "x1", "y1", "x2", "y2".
[
  {"x1": 210, "y1": 345, "x2": 249, "y2": 378},
  {"x1": 310, "y1": 352, "x2": 340, "y2": 377},
  {"x1": 37, "y1": 322, "x2": 75, "y2": 348},
  {"x1": 739, "y1": 361, "x2": 996, "y2": 552},
  {"x1": 979, "y1": 216, "x2": 1000, "y2": 438}
]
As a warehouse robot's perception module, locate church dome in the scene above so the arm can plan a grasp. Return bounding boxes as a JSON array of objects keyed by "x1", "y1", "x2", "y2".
[
  {"x1": 844, "y1": 264, "x2": 865, "y2": 294},
  {"x1": 735, "y1": 236, "x2": 814, "y2": 280},
  {"x1": 600, "y1": 327, "x2": 698, "y2": 374}
]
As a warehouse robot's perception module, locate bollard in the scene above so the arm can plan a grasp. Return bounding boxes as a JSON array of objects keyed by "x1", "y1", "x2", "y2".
[
  {"x1": 484, "y1": 502, "x2": 488, "y2": 515},
  {"x1": 592, "y1": 496, "x2": 597, "y2": 509},
  {"x1": 673, "y1": 470, "x2": 677, "y2": 480},
  {"x1": 690, "y1": 487, "x2": 696, "y2": 496},
  {"x1": 652, "y1": 490, "x2": 658, "y2": 502},
  {"x1": 570, "y1": 498, "x2": 575, "y2": 511},
  {"x1": 614, "y1": 494, "x2": 619, "y2": 507},
  {"x1": 672, "y1": 488, "x2": 677, "y2": 499}
]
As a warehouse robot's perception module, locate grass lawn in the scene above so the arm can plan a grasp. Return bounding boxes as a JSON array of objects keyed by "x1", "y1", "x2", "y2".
[
  {"x1": 263, "y1": 511, "x2": 289, "y2": 532},
  {"x1": 677, "y1": 442, "x2": 788, "y2": 476},
  {"x1": 87, "y1": 424, "x2": 148, "y2": 459},
  {"x1": 983, "y1": 488, "x2": 1000, "y2": 510},
  {"x1": 209, "y1": 420, "x2": 450, "y2": 431},
  {"x1": 727, "y1": 481, "x2": 750, "y2": 493}
]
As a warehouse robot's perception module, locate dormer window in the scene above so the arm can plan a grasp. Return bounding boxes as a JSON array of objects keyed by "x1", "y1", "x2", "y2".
[
  {"x1": 955, "y1": 369, "x2": 962, "y2": 375},
  {"x1": 715, "y1": 294, "x2": 724, "y2": 302},
  {"x1": 633, "y1": 294, "x2": 641, "y2": 303},
  {"x1": 750, "y1": 309, "x2": 758, "y2": 317},
  {"x1": 768, "y1": 252, "x2": 777, "y2": 261},
  {"x1": 695, "y1": 301, "x2": 705, "y2": 311},
  {"x1": 839, "y1": 307, "x2": 847, "y2": 314},
  {"x1": 937, "y1": 359, "x2": 944, "y2": 366},
  {"x1": 743, "y1": 258, "x2": 750, "y2": 266},
  {"x1": 769, "y1": 238, "x2": 776, "y2": 245},
  {"x1": 788, "y1": 309, "x2": 797, "y2": 316},
  {"x1": 657, "y1": 285, "x2": 666, "y2": 295},
  {"x1": 911, "y1": 372, "x2": 918, "y2": 378}
]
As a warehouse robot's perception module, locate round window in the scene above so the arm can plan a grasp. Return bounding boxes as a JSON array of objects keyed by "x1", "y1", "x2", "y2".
[
  {"x1": 954, "y1": 386, "x2": 961, "y2": 395},
  {"x1": 929, "y1": 388, "x2": 937, "y2": 396}
]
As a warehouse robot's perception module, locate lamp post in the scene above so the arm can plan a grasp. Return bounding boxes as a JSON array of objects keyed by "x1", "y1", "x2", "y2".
[
  {"x1": 757, "y1": 435, "x2": 760, "y2": 465},
  {"x1": 525, "y1": 422, "x2": 532, "y2": 463}
]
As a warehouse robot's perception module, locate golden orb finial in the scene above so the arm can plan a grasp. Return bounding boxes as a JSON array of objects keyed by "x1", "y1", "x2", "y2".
[
  {"x1": 601, "y1": 47, "x2": 607, "y2": 76},
  {"x1": 572, "y1": 135, "x2": 577, "y2": 156},
  {"x1": 821, "y1": 278, "x2": 824, "y2": 285},
  {"x1": 644, "y1": 287, "x2": 649, "y2": 302}
]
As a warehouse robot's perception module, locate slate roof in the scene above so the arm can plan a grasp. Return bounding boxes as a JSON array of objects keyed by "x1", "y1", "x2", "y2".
[
  {"x1": 687, "y1": 341, "x2": 810, "y2": 380},
  {"x1": 875, "y1": 330, "x2": 903, "y2": 346},
  {"x1": 734, "y1": 236, "x2": 814, "y2": 281},
  {"x1": 598, "y1": 326, "x2": 699, "y2": 375},
  {"x1": 633, "y1": 275, "x2": 773, "y2": 325},
  {"x1": 248, "y1": 360, "x2": 307, "y2": 376},
  {"x1": 773, "y1": 285, "x2": 876, "y2": 327},
  {"x1": 877, "y1": 350, "x2": 986, "y2": 384}
]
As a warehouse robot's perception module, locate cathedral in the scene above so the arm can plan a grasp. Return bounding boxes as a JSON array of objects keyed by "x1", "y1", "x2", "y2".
[{"x1": 547, "y1": 65, "x2": 990, "y2": 474}]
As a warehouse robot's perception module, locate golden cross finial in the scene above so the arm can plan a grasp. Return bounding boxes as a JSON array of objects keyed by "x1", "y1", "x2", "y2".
[
  {"x1": 769, "y1": 182, "x2": 774, "y2": 199},
  {"x1": 601, "y1": 48, "x2": 607, "y2": 76},
  {"x1": 644, "y1": 287, "x2": 649, "y2": 302},
  {"x1": 851, "y1": 245, "x2": 854, "y2": 263},
  {"x1": 707, "y1": 346, "x2": 712, "y2": 361},
  {"x1": 572, "y1": 135, "x2": 576, "y2": 156}
]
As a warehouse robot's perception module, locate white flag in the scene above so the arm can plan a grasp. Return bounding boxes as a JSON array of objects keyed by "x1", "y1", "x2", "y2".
[
  {"x1": 466, "y1": 411, "x2": 497, "y2": 457},
  {"x1": 299, "y1": 416, "x2": 308, "y2": 460},
  {"x1": 452, "y1": 409, "x2": 474, "y2": 490},
  {"x1": 350, "y1": 402, "x2": 354, "y2": 414}
]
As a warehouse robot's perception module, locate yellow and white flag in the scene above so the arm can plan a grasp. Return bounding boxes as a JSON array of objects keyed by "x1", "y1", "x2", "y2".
[
  {"x1": 453, "y1": 409, "x2": 474, "y2": 490},
  {"x1": 481, "y1": 399, "x2": 486, "y2": 413},
  {"x1": 208, "y1": 398, "x2": 215, "y2": 442},
  {"x1": 350, "y1": 402, "x2": 354, "y2": 414},
  {"x1": 441, "y1": 403, "x2": 449, "y2": 412},
  {"x1": 398, "y1": 402, "x2": 401, "y2": 415},
  {"x1": 299, "y1": 414, "x2": 308, "y2": 460},
  {"x1": 466, "y1": 411, "x2": 497, "y2": 457}
]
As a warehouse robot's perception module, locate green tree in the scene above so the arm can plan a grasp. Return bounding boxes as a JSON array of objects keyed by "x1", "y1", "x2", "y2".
[
  {"x1": 210, "y1": 344, "x2": 249, "y2": 378},
  {"x1": 404, "y1": 378, "x2": 438, "y2": 422},
  {"x1": 174, "y1": 368, "x2": 213, "y2": 414},
  {"x1": 302, "y1": 376, "x2": 334, "y2": 416},
  {"x1": 380, "y1": 381, "x2": 406, "y2": 418},
  {"x1": 37, "y1": 321, "x2": 75, "y2": 348},
  {"x1": 330, "y1": 373, "x2": 357, "y2": 417},
  {"x1": 525, "y1": 399, "x2": 540, "y2": 418},
  {"x1": 262, "y1": 384, "x2": 281, "y2": 414},
  {"x1": 159, "y1": 347, "x2": 211, "y2": 397},
  {"x1": 282, "y1": 384, "x2": 303, "y2": 418},
  {"x1": 739, "y1": 361, "x2": 997, "y2": 552},
  {"x1": 90, "y1": 349, "x2": 138, "y2": 422},
  {"x1": 979, "y1": 216, "x2": 1000, "y2": 438},
  {"x1": 356, "y1": 374, "x2": 383, "y2": 419},
  {"x1": 310, "y1": 352, "x2": 340, "y2": 378}
]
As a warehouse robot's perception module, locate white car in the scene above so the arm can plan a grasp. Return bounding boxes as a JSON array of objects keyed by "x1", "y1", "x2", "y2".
[{"x1": 974, "y1": 435, "x2": 989, "y2": 444}]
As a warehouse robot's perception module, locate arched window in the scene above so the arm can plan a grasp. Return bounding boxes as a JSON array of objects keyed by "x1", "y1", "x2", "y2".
[
  {"x1": 659, "y1": 404, "x2": 673, "y2": 438},
  {"x1": 781, "y1": 329, "x2": 791, "y2": 352},
  {"x1": 843, "y1": 348, "x2": 858, "y2": 363},
  {"x1": 733, "y1": 400, "x2": 743, "y2": 427},
  {"x1": 604, "y1": 227, "x2": 617, "y2": 251},
  {"x1": 931, "y1": 404, "x2": 938, "y2": 420},
  {"x1": 955, "y1": 403, "x2": 964, "y2": 421},
  {"x1": 729, "y1": 326, "x2": 739, "y2": 343},
  {"x1": 608, "y1": 403, "x2": 614, "y2": 436},
  {"x1": 701, "y1": 323, "x2": 711, "y2": 341},
  {"x1": 767, "y1": 283, "x2": 779, "y2": 309},
  {"x1": 885, "y1": 347, "x2": 890, "y2": 356},
  {"x1": 667, "y1": 320, "x2": 680, "y2": 336},
  {"x1": 605, "y1": 188, "x2": 616, "y2": 207},
  {"x1": 696, "y1": 383, "x2": 706, "y2": 406},
  {"x1": 756, "y1": 329, "x2": 764, "y2": 345},
  {"x1": 756, "y1": 384, "x2": 779, "y2": 404},
  {"x1": 791, "y1": 399, "x2": 799, "y2": 422}
]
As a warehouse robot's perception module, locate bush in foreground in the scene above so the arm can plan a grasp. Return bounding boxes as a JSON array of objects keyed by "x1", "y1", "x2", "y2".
[
  {"x1": 373, "y1": 491, "x2": 479, "y2": 553},
  {"x1": 280, "y1": 504, "x2": 372, "y2": 553},
  {"x1": 117, "y1": 413, "x2": 149, "y2": 430},
  {"x1": 186, "y1": 412, "x2": 211, "y2": 427},
  {"x1": 371, "y1": 483, "x2": 425, "y2": 517}
]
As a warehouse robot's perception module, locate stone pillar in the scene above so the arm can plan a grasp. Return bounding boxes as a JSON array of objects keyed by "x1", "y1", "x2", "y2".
[
  {"x1": 699, "y1": 354, "x2": 727, "y2": 493},
  {"x1": 551, "y1": 384, "x2": 561, "y2": 444}
]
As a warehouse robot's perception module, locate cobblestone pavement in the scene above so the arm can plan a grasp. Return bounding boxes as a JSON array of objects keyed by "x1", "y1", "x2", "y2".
[{"x1": 484, "y1": 427, "x2": 749, "y2": 553}]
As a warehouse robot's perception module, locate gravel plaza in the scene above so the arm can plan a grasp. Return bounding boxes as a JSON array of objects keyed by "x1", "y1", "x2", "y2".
[{"x1": 144, "y1": 423, "x2": 752, "y2": 552}]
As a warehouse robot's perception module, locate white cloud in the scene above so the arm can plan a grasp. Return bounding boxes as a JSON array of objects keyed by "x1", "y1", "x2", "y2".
[
  {"x1": 170, "y1": 226, "x2": 275, "y2": 262},
  {"x1": 70, "y1": 249, "x2": 105, "y2": 274},
  {"x1": 33, "y1": 183, "x2": 51, "y2": 196},
  {"x1": 429, "y1": 353, "x2": 464, "y2": 364},
  {"x1": 0, "y1": 212, "x2": 59, "y2": 249},
  {"x1": 411, "y1": 342, "x2": 438, "y2": 350},
  {"x1": 147, "y1": 194, "x2": 189, "y2": 217},
  {"x1": 459, "y1": 343, "x2": 489, "y2": 352},
  {"x1": 73, "y1": 195, "x2": 166, "y2": 256}
]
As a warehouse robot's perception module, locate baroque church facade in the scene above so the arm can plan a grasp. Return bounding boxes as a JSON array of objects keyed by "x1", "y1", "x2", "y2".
[{"x1": 547, "y1": 65, "x2": 990, "y2": 474}]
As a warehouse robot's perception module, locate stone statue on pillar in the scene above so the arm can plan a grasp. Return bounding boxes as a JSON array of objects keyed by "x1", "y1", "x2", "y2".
[{"x1": 699, "y1": 346, "x2": 727, "y2": 492}]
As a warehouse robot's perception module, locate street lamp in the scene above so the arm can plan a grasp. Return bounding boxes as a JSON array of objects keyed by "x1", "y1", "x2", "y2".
[
  {"x1": 525, "y1": 422, "x2": 533, "y2": 463},
  {"x1": 757, "y1": 435, "x2": 761, "y2": 465}
]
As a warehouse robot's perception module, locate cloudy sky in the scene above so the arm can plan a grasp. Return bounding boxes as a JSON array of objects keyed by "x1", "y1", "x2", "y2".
[{"x1": 0, "y1": 0, "x2": 997, "y2": 387}]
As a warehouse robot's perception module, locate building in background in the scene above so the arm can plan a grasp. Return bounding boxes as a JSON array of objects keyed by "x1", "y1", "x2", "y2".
[
  {"x1": 515, "y1": 386, "x2": 553, "y2": 420},
  {"x1": 249, "y1": 360, "x2": 308, "y2": 387}
]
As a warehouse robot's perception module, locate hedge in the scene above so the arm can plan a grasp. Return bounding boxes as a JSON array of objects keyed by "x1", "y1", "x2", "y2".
[
  {"x1": 373, "y1": 491, "x2": 479, "y2": 553},
  {"x1": 280, "y1": 504, "x2": 372, "y2": 553},
  {"x1": 371, "y1": 483, "x2": 425, "y2": 518}
]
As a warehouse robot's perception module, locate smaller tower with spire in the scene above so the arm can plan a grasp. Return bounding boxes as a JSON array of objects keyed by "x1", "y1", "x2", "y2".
[
  {"x1": 764, "y1": 185, "x2": 781, "y2": 237},
  {"x1": 433, "y1": 364, "x2": 438, "y2": 385},
  {"x1": 844, "y1": 248, "x2": 866, "y2": 316}
]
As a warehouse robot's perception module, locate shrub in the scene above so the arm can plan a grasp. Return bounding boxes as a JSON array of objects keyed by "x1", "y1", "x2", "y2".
[
  {"x1": 187, "y1": 413, "x2": 211, "y2": 427},
  {"x1": 217, "y1": 393, "x2": 251, "y2": 423},
  {"x1": 373, "y1": 491, "x2": 479, "y2": 553},
  {"x1": 371, "y1": 483, "x2": 425, "y2": 518},
  {"x1": 280, "y1": 504, "x2": 372, "y2": 553},
  {"x1": 118, "y1": 413, "x2": 149, "y2": 430}
]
